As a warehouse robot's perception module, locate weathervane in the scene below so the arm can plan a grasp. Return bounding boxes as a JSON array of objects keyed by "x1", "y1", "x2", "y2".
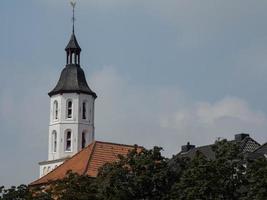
[{"x1": 70, "y1": 0, "x2": 76, "y2": 33}]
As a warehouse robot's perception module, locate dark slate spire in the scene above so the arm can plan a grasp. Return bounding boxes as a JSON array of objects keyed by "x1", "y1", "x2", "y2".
[
  {"x1": 65, "y1": 1, "x2": 81, "y2": 65},
  {"x1": 48, "y1": 2, "x2": 97, "y2": 98},
  {"x1": 65, "y1": 33, "x2": 81, "y2": 52},
  {"x1": 71, "y1": 0, "x2": 75, "y2": 34}
]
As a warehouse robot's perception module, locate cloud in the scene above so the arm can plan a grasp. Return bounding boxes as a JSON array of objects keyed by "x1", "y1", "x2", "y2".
[
  {"x1": 89, "y1": 66, "x2": 267, "y2": 156},
  {"x1": 2, "y1": 0, "x2": 267, "y2": 187},
  {"x1": 160, "y1": 97, "x2": 267, "y2": 145},
  {"x1": 1, "y1": 64, "x2": 267, "y2": 187}
]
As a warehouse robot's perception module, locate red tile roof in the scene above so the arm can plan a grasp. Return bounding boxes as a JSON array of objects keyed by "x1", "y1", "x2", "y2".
[{"x1": 30, "y1": 141, "x2": 139, "y2": 186}]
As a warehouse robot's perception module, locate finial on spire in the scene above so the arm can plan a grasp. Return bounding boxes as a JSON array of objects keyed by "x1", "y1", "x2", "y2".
[{"x1": 70, "y1": 0, "x2": 76, "y2": 34}]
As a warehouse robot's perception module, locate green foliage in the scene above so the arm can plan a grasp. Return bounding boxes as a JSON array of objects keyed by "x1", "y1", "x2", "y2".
[
  {"x1": 171, "y1": 152, "x2": 217, "y2": 199},
  {"x1": 245, "y1": 158, "x2": 267, "y2": 200},
  {"x1": 97, "y1": 146, "x2": 172, "y2": 200},
  {"x1": 170, "y1": 140, "x2": 247, "y2": 200},
  {"x1": 0, "y1": 185, "x2": 31, "y2": 200},
  {"x1": 50, "y1": 172, "x2": 98, "y2": 200},
  {"x1": 1, "y1": 140, "x2": 267, "y2": 199}
]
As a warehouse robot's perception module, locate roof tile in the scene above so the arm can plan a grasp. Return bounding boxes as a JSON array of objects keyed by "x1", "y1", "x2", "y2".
[{"x1": 30, "y1": 141, "x2": 138, "y2": 186}]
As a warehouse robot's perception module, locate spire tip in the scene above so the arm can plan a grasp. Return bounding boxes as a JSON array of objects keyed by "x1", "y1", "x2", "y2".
[{"x1": 70, "y1": 0, "x2": 76, "y2": 34}]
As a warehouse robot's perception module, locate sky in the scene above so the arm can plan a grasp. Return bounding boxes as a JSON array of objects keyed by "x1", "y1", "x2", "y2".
[{"x1": 1, "y1": 0, "x2": 267, "y2": 186}]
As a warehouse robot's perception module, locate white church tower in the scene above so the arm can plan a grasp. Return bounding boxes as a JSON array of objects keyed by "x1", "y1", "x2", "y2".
[{"x1": 39, "y1": 2, "x2": 97, "y2": 177}]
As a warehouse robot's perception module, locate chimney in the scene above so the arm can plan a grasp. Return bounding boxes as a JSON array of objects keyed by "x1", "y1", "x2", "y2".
[
  {"x1": 181, "y1": 142, "x2": 195, "y2": 153},
  {"x1": 235, "y1": 133, "x2": 249, "y2": 141}
]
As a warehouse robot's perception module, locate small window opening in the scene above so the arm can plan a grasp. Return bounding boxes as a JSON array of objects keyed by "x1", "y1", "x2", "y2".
[
  {"x1": 67, "y1": 100, "x2": 72, "y2": 118},
  {"x1": 66, "y1": 131, "x2": 72, "y2": 151},
  {"x1": 52, "y1": 131, "x2": 57, "y2": 153},
  {"x1": 69, "y1": 52, "x2": 71, "y2": 64},
  {"x1": 82, "y1": 132, "x2": 86, "y2": 149},
  {"x1": 82, "y1": 102, "x2": 87, "y2": 119},
  {"x1": 53, "y1": 101, "x2": 58, "y2": 120}
]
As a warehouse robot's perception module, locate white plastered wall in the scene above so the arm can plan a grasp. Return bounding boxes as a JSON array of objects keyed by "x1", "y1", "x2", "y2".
[
  {"x1": 39, "y1": 160, "x2": 64, "y2": 178},
  {"x1": 47, "y1": 93, "x2": 95, "y2": 161},
  {"x1": 40, "y1": 92, "x2": 95, "y2": 177}
]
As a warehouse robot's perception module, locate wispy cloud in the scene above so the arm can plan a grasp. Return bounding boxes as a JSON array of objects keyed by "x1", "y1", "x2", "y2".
[
  {"x1": 2, "y1": 0, "x2": 267, "y2": 188},
  {"x1": 1, "y1": 64, "x2": 266, "y2": 187},
  {"x1": 90, "y1": 66, "x2": 267, "y2": 156}
]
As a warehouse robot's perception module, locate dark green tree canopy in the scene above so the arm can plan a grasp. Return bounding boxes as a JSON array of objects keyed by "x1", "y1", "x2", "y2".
[{"x1": 1, "y1": 140, "x2": 267, "y2": 200}]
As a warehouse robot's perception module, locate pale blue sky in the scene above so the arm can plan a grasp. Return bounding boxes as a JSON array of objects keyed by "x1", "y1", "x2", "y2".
[{"x1": 1, "y1": 0, "x2": 267, "y2": 186}]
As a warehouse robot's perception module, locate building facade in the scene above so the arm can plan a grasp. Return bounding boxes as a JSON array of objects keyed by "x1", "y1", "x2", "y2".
[{"x1": 39, "y1": 26, "x2": 97, "y2": 178}]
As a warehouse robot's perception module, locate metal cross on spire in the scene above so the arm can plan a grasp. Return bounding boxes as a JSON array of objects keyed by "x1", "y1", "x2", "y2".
[{"x1": 70, "y1": 0, "x2": 76, "y2": 34}]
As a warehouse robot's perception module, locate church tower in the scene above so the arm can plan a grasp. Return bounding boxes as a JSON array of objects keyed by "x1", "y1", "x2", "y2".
[{"x1": 39, "y1": 2, "x2": 97, "y2": 177}]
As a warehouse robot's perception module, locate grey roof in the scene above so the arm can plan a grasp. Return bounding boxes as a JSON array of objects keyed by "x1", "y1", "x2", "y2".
[
  {"x1": 179, "y1": 144, "x2": 215, "y2": 160},
  {"x1": 254, "y1": 142, "x2": 267, "y2": 155},
  {"x1": 177, "y1": 136, "x2": 260, "y2": 160},
  {"x1": 239, "y1": 136, "x2": 261, "y2": 152},
  {"x1": 244, "y1": 143, "x2": 267, "y2": 160},
  {"x1": 65, "y1": 33, "x2": 81, "y2": 51},
  {"x1": 48, "y1": 64, "x2": 97, "y2": 98},
  {"x1": 244, "y1": 152, "x2": 265, "y2": 160}
]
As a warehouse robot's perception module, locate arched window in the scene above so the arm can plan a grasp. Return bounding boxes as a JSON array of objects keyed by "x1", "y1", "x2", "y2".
[
  {"x1": 67, "y1": 100, "x2": 72, "y2": 118},
  {"x1": 82, "y1": 131, "x2": 87, "y2": 149},
  {"x1": 65, "y1": 130, "x2": 72, "y2": 151},
  {"x1": 47, "y1": 166, "x2": 51, "y2": 173},
  {"x1": 52, "y1": 131, "x2": 57, "y2": 153},
  {"x1": 53, "y1": 100, "x2": 58, "y2": 120},
  {"x1": 82, "y1": 101, "x2": 87, "y2": 120}
]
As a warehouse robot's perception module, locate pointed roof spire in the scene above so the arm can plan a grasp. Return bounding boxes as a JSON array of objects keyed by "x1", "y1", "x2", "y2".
[
  {"x1": 65, "y1": 34, "x2": 81, "y2": 51},
  {"x1": 65, "y1": 1, "x2": 81, "y2": 51},
  {"x1": 49, "y1": 1, "x2": 96, "y2": 98},
  {"x1": 71, "y1": 0, "x2": 76, "y2": 34}
]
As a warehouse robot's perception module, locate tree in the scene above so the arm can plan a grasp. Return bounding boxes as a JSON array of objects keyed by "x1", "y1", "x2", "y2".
[
  {"x1": 49, "y1": 172, "x2": 98, "y2": 200},
  {"x1": 1, "y1": 141, "x2": 267, "y2": 199},
  {"x1": 170, "y1": 139, "x2": 246, "y2": 200},
  {"x1": 170, "y1": 151, "x2": 219, "y2": 199},
  {"x1": 97, "y1": 146, "x2": 172, "y2": 200},
  {"x1": 245, "y1": 158, "x2": 267, "y2": 200},
  {"x1": 0, "y1": 185, "x2": 31, "y2": 200},
  {"x1": 211, "y1": 140, "x2": 247, "y2": 199}
]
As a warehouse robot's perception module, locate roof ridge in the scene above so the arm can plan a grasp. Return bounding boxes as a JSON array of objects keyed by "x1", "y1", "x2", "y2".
[
  {"x1": 253, "y1": 142, "x2": 267, "y2": 152},
  {"x1": 247, "y1": 136, "x2": 261, "y2": 146},
  {"x1": 30, "y1": 140, "x2": 143, "y2": 185},
  {"x1": 82, "y1": 141, "x2": 97, "y2": 175},
  {"x1": 240, "y1": 136, "x2": 261, "y2": 150},
  {"x1": 94, "y1": 140, "x2": 142, "y2": 148}
]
